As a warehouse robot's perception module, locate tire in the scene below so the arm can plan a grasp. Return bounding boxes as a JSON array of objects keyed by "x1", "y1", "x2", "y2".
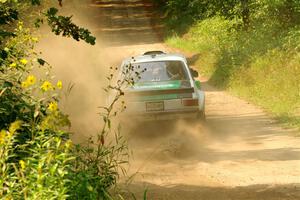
[
  {"x1": 197, "y1": 101, "x2": 206, "y2": 121},
  {"x1": 197, "y1": 110, "x2": 206, "y2": 121}
]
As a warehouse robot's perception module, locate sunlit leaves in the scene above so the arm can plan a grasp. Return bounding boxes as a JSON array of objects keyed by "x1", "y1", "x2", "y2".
[
  {"x1": 0, "y1": 0, "x2": 96, "y2": 45},
  {"x1": 0, "y1": 7, "x2": 18, "y2": 25},
  {"x1": 45, "y1": 7, "x2": 96, "y2": 45},
  {"x1": 161, "y1": 0, "x2": 300, "y2": 29}
]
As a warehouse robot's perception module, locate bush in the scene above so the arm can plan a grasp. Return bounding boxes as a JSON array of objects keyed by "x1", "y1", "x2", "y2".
[{"x1": 0, "y1": 22, "x2": 73, "y2": 199}]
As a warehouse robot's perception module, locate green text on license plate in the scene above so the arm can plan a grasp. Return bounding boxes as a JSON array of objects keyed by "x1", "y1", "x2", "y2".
[{"x1": 146, "y1": 101, "x2": 164, "y2": 111}]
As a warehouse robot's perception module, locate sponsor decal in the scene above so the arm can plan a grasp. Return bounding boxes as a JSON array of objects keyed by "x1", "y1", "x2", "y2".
[{"x1": 133, "y1": 80, "x2": 181, "y2": 90}]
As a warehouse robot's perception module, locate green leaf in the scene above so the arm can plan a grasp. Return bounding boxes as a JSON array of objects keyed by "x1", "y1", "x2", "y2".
[
  {"x1": 31, "y1": 0, "x2": 40, "y2": 5},
  {"x1": 47, "y1": 7, "x2": 58, "y2": 16},
  {"x1": 34, "y1": 18, "x2": 43, "y2": 28},
  {"x1": 0, "y1": 30, "x2": 15, "y2": 37},
  {"x1": 3, "y1": 81, "x2": 13, "y2": 88},
  {"x1": 143, "y1": 188, "x2": 148, "y2": 200},
  {"x1": 37, "y1": 58, "x2": 46, "y2": 66},
  {"x1": 86, "y1": 36, "x2": 96, "y2": 45},
  {"x1": 0, "y1": 50, "x2": 8, "y2": 59}
]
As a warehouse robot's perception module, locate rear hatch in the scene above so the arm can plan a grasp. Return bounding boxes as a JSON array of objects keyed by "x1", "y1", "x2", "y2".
[
  {"x1": 123, "y1": 60, "x2": 199, "y2": 114},
  {"x1": 125, "y1": 80, "x2": 198, "y2": 113}
]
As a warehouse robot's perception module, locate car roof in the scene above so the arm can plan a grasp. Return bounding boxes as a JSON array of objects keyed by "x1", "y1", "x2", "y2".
[{"x1": 122, "y1": 52, "x2": 187, "y2": 65}]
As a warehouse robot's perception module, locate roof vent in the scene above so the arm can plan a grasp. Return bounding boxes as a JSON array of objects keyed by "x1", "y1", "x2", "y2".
[{"x1": 143, "y1": 51, "x2": 165, "y2": 56}]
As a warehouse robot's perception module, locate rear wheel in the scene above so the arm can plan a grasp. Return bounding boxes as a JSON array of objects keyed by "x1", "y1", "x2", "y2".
[
  {"x1": 197, "y1": 101, "x2": 206, "y2": 121},
  {"x1": 197, "y1": 110, "x2": 206, "y2": 121}
]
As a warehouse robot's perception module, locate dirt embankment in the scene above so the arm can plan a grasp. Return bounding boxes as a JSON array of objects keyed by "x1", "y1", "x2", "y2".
[{"x1": 40, "y1": 0, "x2": 300, "y2": 199}]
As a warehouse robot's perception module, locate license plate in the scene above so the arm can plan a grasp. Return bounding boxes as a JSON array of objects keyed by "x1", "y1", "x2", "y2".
[{"x1": 146, "y1": 101, "x2": 164, "y2": 112}]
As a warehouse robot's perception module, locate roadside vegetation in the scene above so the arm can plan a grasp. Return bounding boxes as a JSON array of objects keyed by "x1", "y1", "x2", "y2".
[
  {"x1": 156, "y1": 0, "x2": 300, "y2": 128},
  {"x1": 0, "y1": 0, "x2": 136, "y2": 199}
]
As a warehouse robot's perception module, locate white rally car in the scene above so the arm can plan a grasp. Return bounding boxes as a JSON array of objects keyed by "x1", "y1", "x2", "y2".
[{"x1": 120, "y1": 51, "x2": 205, "y2": 121}]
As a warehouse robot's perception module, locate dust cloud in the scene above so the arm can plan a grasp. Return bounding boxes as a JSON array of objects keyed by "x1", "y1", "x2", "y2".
[
  {"x1": 37, "y1": 2, "x2": 119, "y2": 142},
  {"x1": 38, "y1": 38, "x2": 106, "y2": 142},
  {"x1": 36, "y1": 0, "x2": 210, "y2": 154},
  {"x1": 36, "y1": 0, "x2": 166, "y2": 142},
  {"x1": 125, "y1": 120, "x2": 210, "y2": 162}
]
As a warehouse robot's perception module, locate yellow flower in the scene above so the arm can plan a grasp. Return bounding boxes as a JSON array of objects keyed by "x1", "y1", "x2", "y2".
[
  {"x1": 56, "y1": 80, "x2": 63, "y2": 89},
  {"x1": 20, "y1": 59, "x2": 28, "y2": 65},
  {"x1": 9, "y1": 63, "x2": 17, "y2": 68},
  {"x1": 26, "y1": 75, "x2": 36, "y2": 86},
  {"x1": 9, "y1": 121, "x2": 22, "y2": 135},
  {"x1": 0, "y1": 130, "x2": 7, "y2": 144},
  {"x1": 19, "y1": 160, "x2": 26, "y2": 170},
  {"x1": 18, "y1": 22, "x2": 23, "y2": 30},
  {"x1": 32, "y1": 37, "x2": 39, "y2": 42},
  {"x1": 21, "y1": 81, "x2": 29, "y2": 88},
  {"x1": 41, "y1": 81, "x2": 53, "y2": 92},
  {"x1": 48, "y1": 102, "x2": 58, "y2": 112}
]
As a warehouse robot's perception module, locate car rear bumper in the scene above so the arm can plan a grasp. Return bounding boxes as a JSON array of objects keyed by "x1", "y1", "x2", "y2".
[{"x1": 121, "y1": 109, "x2": 199, "y2": 121}]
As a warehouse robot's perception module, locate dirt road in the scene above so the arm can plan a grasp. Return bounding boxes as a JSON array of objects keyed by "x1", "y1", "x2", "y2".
[{"x1": 45, "y1": 0, "x2": 300, "y2": 199}]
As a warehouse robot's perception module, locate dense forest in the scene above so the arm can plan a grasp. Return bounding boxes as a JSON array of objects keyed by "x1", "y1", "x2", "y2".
[{"x1": 157, "y1": 0, "x2": 300, "y2": 127}]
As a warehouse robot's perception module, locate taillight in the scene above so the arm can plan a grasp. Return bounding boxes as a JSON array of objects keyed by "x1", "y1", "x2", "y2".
[{"x1": 182, "y1": 99, "x2": 198, "y2": 106}]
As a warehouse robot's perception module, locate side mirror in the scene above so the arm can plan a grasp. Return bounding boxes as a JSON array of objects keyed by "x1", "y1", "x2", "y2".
[
  {"x1": 195, "y1": 80, "x2": 201, "y2": 89},
  {"x1": 190, "y1": 68, "x2": 199, "y2": 78}
]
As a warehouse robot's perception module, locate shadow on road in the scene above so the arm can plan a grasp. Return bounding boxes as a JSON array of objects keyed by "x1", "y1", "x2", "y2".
[
  {"x1": 87, "y1": 0, "x2": 164, "y2": 46},
  {"x1": 121, "y1": 183, "x2": 300, "y2": 200}
]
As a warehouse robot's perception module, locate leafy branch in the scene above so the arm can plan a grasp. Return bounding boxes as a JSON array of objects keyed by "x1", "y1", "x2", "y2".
[{"x1": 0, "y1": 0, "x2": 96, "y2": 46}]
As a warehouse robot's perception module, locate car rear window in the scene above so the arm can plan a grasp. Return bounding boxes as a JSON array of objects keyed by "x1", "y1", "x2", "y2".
[{"x1": 132, "y1": 61, "x2": 189, "y2": 82}]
